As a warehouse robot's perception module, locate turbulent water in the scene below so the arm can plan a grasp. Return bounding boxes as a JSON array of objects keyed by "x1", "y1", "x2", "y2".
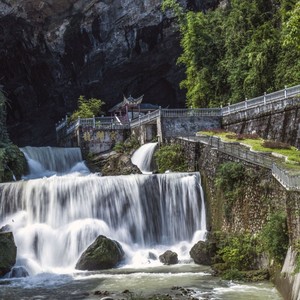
[{"x1": 0, "y1": 146, "x2": 282, "y2": 299}]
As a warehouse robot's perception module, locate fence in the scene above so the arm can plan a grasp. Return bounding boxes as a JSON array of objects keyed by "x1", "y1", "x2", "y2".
[
  {"x1": 272, "y1": 164, "x2": 300, "y2": 191},
  {"x1": 57, "y1": 116, "x2": 130, "y2": 136},
  {"x1": 129, "y1": 110, "x2": 160, "y2": 127},
  {"x1": 55, "y1": 84, "x2": 300, "y2": 133},
  {"x1": 195, "y1": 134, "x2": 300, "y2": 191},
  {"x1": 161, "y1": 108, "x2": 222, "y2": 117},
  {"x1": 222, "y1": 84, "x2": 300, "y2": 116}
]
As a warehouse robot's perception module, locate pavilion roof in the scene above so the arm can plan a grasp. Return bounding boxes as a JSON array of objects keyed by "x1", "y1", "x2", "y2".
[{"x1": 108, "y1": 94, "x2": 144, "y2": 112}]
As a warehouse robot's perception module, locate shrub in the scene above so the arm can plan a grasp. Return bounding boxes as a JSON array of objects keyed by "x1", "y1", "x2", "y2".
[
  {"x1": 113, "y1": 137, "x2": 140, "y2": 154},
  {"x1": 154, "y1": 144, "x2": 187, "y2": 173},
  {"x1": 259, "y1": 211, "x2": 289, "y2": 264},
  {"x1": 217, "y1": 233, "x2": 258, "y2": 271},
  {"x1": 262, "y1": 140, "x2": 292, "y2": 150}
]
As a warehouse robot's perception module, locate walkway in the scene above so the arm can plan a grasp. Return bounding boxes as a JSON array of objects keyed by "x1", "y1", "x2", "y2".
[{"x1": 180, "y1": 135, "x2": 300, "y2": 191}]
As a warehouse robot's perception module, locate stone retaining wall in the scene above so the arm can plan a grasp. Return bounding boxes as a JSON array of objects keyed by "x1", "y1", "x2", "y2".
[
  {"x1": 223, "y1": 97, "x2": 300, "y2": 148},
  {"x1": 176, "y1": 137, "x2": 300, "y2": 300}
]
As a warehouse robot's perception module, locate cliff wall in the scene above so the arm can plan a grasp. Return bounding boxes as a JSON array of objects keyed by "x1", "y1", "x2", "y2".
[{"x1": 0, "y1": 0, "x2": 190, "y2": 146}]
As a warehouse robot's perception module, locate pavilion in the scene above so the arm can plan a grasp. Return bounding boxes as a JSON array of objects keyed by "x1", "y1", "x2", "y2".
[{"x1": 108, "y1": 95, "x2": 159, "y2": 123}]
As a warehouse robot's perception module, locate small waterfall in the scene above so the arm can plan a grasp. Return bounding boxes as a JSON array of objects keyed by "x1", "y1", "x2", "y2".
[
  {"x1": 131, "y1": 142, "x2": 158, "y2": 174},
  {"x1": 21, "y1": 146, "x2": 89, "y2": 178},
  {"x1": 0, "y1": 171, "x2": 206, "y2": 273}
]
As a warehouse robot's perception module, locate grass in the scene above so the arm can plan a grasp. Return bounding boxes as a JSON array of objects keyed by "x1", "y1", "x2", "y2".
[{"x1": 199, "y1": 130, "x2": 300, "y2": 170}]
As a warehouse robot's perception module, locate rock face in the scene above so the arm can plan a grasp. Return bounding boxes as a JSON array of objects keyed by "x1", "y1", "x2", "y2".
[
  {"x1": 100, "y1": 151, "x2": 142, "y2": 176},
  {"x1": 159, "y1": 250, "x2": 178, "y2": 265},
  {"x1": 75, "y1": 235, "x2": 125, "y2": 270},
  {"x1": 0, "y1": 232, "x2": 17, "y2": 276},
  {"x1": 0, "y1": 0, "x2": 189, "y2": 146}
]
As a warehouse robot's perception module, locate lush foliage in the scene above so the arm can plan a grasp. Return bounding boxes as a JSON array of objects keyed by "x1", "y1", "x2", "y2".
[
  {"x1": 217, "y1": 233, "x2": 258, "y2": 270},
  {"x1": 0, "y1": 91, "x2": 27, "y2": 182},
  {"x1": 113, "y1": 136, "x2": 140, "y2": 154},
  {"x1": 259, "y1": 211, "x2": 289, "y2": 263},
  {"x1": 154, "y1": 144, "x2": 187, "y2": 173},
  {"x1": 215, "y1": 161, "x2": 245, "y2": 220},
  {"x1": 70, "y1": 96, "x2": 105, "y2": 122},
  {"x1": 162, "y1": 0, "x2": 300, "y2": 108}
]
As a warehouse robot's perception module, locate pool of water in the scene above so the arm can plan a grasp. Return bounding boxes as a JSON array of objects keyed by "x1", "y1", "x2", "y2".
[{"x1": 0, "y1": 264, "x2": 282, "y2": 300}]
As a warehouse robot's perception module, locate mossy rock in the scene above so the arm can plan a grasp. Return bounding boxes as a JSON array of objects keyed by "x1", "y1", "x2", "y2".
[
  {"x1": 75, "y1": 235, "x2": 124, "y2": 270},
  {"x1": 0, "y1": 232, "x2": 17, "y2": 276}
]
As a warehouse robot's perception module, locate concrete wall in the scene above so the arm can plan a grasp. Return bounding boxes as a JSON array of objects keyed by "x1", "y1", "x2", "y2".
[
  {"x1": 131, "y1": 123, "x2": 157, "y2": 144},
  {"x1": 160, "y1": 115, "x2": 221, "y2": 141},
  {"x1": 223, "y1": 97, "x2": 300, "y2": 148}
]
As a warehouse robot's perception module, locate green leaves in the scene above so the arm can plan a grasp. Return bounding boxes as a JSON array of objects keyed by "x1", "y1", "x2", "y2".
[
  {"x1": 70, "y1": 95, "x2": 105, "y2": 122},
  {"x1": 259, "y1": 211, "x2": 289, "y2": 263},
  {"x1": 163, "y1": 0, "x2": 299, "y2": 107},
  {"x1": 154, "y1": 144, "x2": 187, "y2": 173}
]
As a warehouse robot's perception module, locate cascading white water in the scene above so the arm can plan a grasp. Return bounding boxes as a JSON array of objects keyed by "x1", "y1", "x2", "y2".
[
  {"x1": 131, "y1": 142, "x2": 158, "y2": 174},
  {"x1": 0, "y1": 146, "x2": 207, "y2": 275},
  {"x1": 21, "y1": 146, "x2": 89, "y2": 178},
  {"x1": 0, "y1": 147, "x2": 283, "y2": 300}
]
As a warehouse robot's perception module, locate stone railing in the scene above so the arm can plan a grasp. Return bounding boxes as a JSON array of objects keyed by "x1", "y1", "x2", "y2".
[
  {"x1": 56, "y1": 116, "x2": 130, "y2": 135},
  {"x1": 272, "y1": 164, "x2": 300, "y2": 191},
  {"x1": 161, "y1": 108, "x2": 222, "y2": 117},
  {"x1": 129, "y1": 108, "x2": 222, "y2": 128},
  {"x1": 222, "y1": 84, "x2": 300, "y2": 116},
  {"x1": 129, "y1": 110, "x2": 160, "y2": 127},
  {"x1": 56, "y1": 84, "x2": 300, "y2": 133},
  {"x1": 196, "y1": 134, "x2": 300, "y2": 191},
  {"x1": 196, "y1": 135, "x2": 273, "y2": 169}
]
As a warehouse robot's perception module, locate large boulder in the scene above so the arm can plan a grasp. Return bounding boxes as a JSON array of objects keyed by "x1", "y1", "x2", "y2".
[
  {"x1": 190, "y1": 238, "x2": 217, "y2": 265},
  {"x1": 75, "y1": 235, "x2": 124, "y2": 270},
  {"x1": 0, "y1": 232, "x2": 17, "y2": 276},
  {"x1": 159, "y1": 250, "x2": 178, "y2": 265}
]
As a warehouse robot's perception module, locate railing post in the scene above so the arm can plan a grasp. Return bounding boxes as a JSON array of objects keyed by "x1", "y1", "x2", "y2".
[
  {"x1": 284, "y1": 85, "x2": 287, "y2": 98},
  {"x1": 245, "y1": 98, "x2": 248, "y2": 109},
  {"x1": 93, "y1": 115, "x2": 95, "y2": 128},
  {"x1": 264, "y1": 92, "x2": 266, "y2": 105}
]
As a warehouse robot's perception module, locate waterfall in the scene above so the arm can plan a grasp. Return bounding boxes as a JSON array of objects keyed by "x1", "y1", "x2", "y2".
[
  {"x1": 131, "y1": 142, "x2": 158, "y2": 174},
  {"x1": 21, "y1": 146, "x2": 89, "y2": 178},
  {"x1": 0, "y1": 147, "x2": 207, "y2": 275}
]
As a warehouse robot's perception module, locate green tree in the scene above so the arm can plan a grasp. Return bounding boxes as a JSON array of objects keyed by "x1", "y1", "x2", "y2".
[
  {"x1": 70, "y1": 96, "x2": 105, "y2": 122},
  {"x1": 162, "y1": 0, "x2": 299, "y2": 108}
]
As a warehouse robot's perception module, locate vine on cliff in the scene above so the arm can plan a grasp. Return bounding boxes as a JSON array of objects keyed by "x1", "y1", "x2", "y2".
[
  {"x1": 259, "y1": 211, "x2": 289, "y2": 264},
  {"x1": 215, "y1": 162, "x2": 245, "y2": 220}
]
